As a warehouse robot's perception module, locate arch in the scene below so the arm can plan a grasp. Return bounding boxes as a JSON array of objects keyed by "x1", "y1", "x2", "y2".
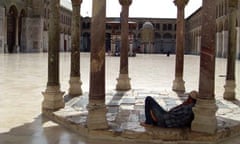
[
  {"x1": 163, "y1": 33, "x2": 173, "y2": 39},
  {"x1": 82, "y1": 32, "x2": 90, "y2": 52},
  {"x1": 154, "y1": 32, "x2": 161, "y2": 39},
  {"x1": 7, "y1": 5, "x2": 18, "y2": 53}
]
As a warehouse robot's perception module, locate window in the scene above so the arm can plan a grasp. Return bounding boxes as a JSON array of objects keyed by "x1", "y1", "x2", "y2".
[
  {"x1": 163, "y1": 24, "x2": 167, "y2": 31},
  {"x1": 168, "y1": 24, "x2": 172, "y2": 30}
]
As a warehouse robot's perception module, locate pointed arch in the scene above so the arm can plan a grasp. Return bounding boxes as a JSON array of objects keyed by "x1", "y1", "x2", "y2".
[{"x1": 7, "y1": 5, "x2": 18, "y2": 53}]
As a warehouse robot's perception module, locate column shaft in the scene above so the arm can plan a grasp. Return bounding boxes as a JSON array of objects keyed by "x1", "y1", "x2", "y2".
[
  {"x1": 42, "y1": 0, "x2": 64, "y2": 110},
  {"x1": 237, "y1": 27, "x2": 240, "y2": 59},
  {"x1": 191, "y1": 0, "x2": 217, "y2": 134},
  {"x1": 172, "y1": 0, "x2": 188, "y2": 92},
  {"x1": 87, "y1": 0, "x2": 108, "y2": 130},
  {"x1": 116, "y1": 0, "x2": 132, "y2": 91},
  {"x1": 69, "y1": 0, "x2": 83, "y2": 96},
  {"x1": 15, "y1": 16, "x2": 19, "y2": 53},
  {"x1": 224, "y1": 0, "x2": 238, "y2": 100}
]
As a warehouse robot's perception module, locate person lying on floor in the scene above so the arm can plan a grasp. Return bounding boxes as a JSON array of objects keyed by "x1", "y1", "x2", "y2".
[{"x1": 140, "y1": 91, "x2": 198, "y2": 128}]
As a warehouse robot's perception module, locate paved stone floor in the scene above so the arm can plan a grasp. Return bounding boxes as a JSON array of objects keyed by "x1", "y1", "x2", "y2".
[{"x1": 0, "y1": 53, "x2": 240, "y2": 144}]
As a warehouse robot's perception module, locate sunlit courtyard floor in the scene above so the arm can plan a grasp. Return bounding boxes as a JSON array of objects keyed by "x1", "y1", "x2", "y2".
[{"x1": 1, "y1": 53, "x2": 240, "y2": 144}]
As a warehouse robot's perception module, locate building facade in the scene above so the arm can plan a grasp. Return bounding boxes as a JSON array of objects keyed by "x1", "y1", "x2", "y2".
[
  {"x1": 1, "y1": 0, "x2": 240, "y2": 59},
  {"x1": 186, "y1": 0, "x2": 240, "y2": 59},
  {"x1": 0, "y1": 0, "x2": 72, "y2": 53}
]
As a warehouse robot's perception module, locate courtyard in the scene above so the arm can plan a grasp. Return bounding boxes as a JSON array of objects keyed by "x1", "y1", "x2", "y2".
[{"x1": 1, "y1": 53, "x2": 240, "y2": 144}]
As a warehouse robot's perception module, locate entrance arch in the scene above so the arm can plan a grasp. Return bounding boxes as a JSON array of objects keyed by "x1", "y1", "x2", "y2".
[{"x1": 7, "y1": 5, "x2": 18, "y2": 53}]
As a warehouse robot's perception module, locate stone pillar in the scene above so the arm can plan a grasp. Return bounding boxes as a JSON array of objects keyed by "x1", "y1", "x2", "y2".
[
  {"x1": 68, "y1": 0, "x2": 83, "y2": 97},
  {"x1": 191, "y1": 0, "x2": 218, "y2": 134},
  {"x1": 14, "y1": 16, "x2": 20, "y2": 53},
  {"x1": 4, "y1": 10, "x2": 8, "y2": 53},
  {"x1": 216, "y1": 31, "x2": 222, "y2": 57},
  {"x1": 111, "y1": 35, "x2": 116, "y2": 55},
  {"x1": 116, "y1": 0, "x2": 132, "y2": 91},
  {"x1": 224, "y1": 0, "x2": 238, "y2": 100},
  {"x1": 197, "y1": 36, "x2": 201, "y2": 54},
  {"x1": 42, "y1": 0, "x2": 64, "y2": 111},
  {"x1": 222, "y1": 30, "x2": 228, "y2": 57},
  {"x1": 87, "y1": 0, "x2": 108, "y2": 130},
  {"x1": 172, "y1": 0, "x2": 188, "y2": 92},
  {"x1": 129, "y1": 35, "x2": 133, "y2": 56},
  {"x1": 236, "y1": 27, "x2": 240, "y2": 59}
]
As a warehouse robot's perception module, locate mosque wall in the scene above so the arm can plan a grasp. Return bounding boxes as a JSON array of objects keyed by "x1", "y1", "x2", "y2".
[{"x1": 21, "y1": 17, "x2": 44, "y2": 52}]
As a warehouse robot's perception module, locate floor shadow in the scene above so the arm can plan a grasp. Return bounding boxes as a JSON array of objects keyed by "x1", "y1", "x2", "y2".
[{"x1": 0, "y1": 114, "x2": 87, "y2": 144}]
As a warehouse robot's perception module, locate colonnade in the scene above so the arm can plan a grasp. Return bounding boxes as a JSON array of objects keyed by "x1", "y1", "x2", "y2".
[{"x1": 42, "y1": 0, "x2": 239, "y2": 134}]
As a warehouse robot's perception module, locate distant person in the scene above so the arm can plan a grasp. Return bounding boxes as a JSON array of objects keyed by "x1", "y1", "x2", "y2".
[
  {"x1": 141, "y1": 91, "x2": 198, "y2": 128},
  {"x1": 166, "y1": 51, "x2": 170, "y2": 57}
]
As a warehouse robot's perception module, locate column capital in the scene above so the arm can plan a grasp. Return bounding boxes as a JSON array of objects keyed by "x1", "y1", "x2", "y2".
[
  {"x1": 174, "y1": 0, "x2": 188, "y2": 8},
  {"x1": 119, "y1": 0, "x2": 132, "y2": 6},
  {"x1": 71, "y1": 0, "x2": 82, "y2": 5}
]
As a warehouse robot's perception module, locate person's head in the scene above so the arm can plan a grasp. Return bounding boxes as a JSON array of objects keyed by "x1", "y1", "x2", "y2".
[{"x1": 185, "y1": 90, "x2": 198, "y2": 104}]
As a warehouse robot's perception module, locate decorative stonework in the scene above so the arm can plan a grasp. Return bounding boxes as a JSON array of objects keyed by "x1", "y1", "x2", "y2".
[
  {"x1": 69, "y1": 76, "x2": 83, "y2": 96},
  {"x1": 174, "y1": 0, "x2": 189, "y2": 8},
  {"x1": 191, "y1": 99, "x2": 218, "y2": 134},
  {"x1": 87, "y1": 100, "x2": 108, "y2": 130},
  {"x1": 224, "y1": 80, "x2": 236, "y2": 100},
  {"x1": 42, "y1": 85, "x2": 65, "y2": 110},
  {"x1": 116, "y1": 74, "x2": 131, "y2": 91},
  {"x1": 172, "y1": 77, "x2": 185, "y2": 92},
  {"x1": 119, "y1": 0, "x2": 132, "y2": 6},
  {"x1": 71, "y1": 0, "x2": 82, "y2": 5}
]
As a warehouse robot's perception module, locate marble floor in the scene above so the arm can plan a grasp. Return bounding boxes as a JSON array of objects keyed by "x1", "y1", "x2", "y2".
[{"x1": 0, "y1": 53, "x2": 240, "y2": 144}]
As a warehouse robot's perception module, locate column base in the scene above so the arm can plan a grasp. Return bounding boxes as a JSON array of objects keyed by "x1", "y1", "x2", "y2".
[
  {"x1": 224, "y1": 80, "x2": 236, "y2": 100},
  {"x1": 172, "y1": 77, "x2": 185, "y2": 92},
  {"x1": 116, "y1": 74, "x2": 131, "y2": 91},
  {"x1": 68, "y1": 76, "x2": 83, "y2": 97},
  {"x1": 87, "y1": 100, "x2": 108, "y2": 130},
  {"x1": 42, "y1": 85, "x2": 65, "y2": 111},
  {"x1": 191, "y1": 99, "x2": 218, "y2": 134}
]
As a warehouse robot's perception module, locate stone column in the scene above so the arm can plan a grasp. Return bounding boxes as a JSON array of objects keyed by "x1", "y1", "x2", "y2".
[
  {"x1": 172, "y1": 0, "x2": 188, "y2": 92},
  {"x1": 224, "y1": 0, "x2": 238, "y2": 100},
  {"x1": 222, "y1": 30, "x2": 228, "y2": 57},
  {"x1": 191, "y1": 0, "x2": 218, "y2": 134},
  {"x1": 42, "y1": 0, "x2": 64, "y2": 111},
  {"x1": 237, "y1": 27, "x2": 240, "y2": 59},
  {"x1": 87, "y1": 0, "x2": 108, "y2": 130},
  {"x1": 216, "y1": 31, "x2": 222, "y2": 57},
  {"x1": 111, "y1": 35, "x2": 116, "y2": 55},
  {"x1": 116, "y1": 0, "x2": 132, "y2": 91},
  {"x1": 4, "y1": 10, "x2": 8, "y2": 53},
  {"x1": 68, "y1": 0, "x2": 83, "y2": 97},
  {"x1": 197, "y1": 36, "x2": 201, "y2": 54},
  {"x1": 14, "y1": 16, "x2": 20, "y2": 53}
]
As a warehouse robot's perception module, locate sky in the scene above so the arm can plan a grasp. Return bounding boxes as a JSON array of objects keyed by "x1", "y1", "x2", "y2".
[{"x1": 61, "y1": 0, "x2": 202, "y2": 18}]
